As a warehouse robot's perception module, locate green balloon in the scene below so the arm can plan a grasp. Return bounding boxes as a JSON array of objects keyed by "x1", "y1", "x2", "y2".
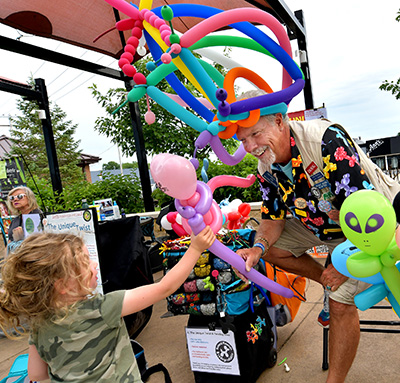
[
  {"x1": 161, "y1": 6, "x2": 174, "y2": 22},
  {"x1": 340, "y1": 190, "x2": 396, "y2": 256},
  {"x1": 169, "y1": 34, "x2": 180, "y2": 45}
]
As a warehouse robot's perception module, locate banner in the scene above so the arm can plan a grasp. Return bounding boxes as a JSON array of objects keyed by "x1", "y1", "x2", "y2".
[
  {"x1": 0, "y1": 157, "x2": 26, "y2": 199},
  {"x1": 43, "y1": 208, "x2": 103, "y2": 294},
  {"x1": 288, "y1": 106, "x2": 328, "y2": 121}
]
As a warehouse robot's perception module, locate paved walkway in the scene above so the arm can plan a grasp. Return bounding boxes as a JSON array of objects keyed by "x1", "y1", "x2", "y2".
[{"x1": 1, "y1": 270, "x2": 400, "y2": 382}]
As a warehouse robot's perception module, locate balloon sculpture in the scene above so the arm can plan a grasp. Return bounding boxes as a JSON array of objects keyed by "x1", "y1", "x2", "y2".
[
  {"x1": 99, "y1": 0, "x2": 307, "y2": 298},
  {"x1": 150, "y1": 153, "x2": 294, "y2": 298},
  {"x1": 101, "y1": 0, "x2": 305, "y2": 167},
  {"x1": 332, "y1": 190, "x2": 400, "y2": 317}
]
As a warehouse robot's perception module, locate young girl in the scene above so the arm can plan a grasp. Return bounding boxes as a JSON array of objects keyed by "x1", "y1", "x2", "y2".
[{"x1": 0, "y1": 227, "x2": 215, "y2": 382}]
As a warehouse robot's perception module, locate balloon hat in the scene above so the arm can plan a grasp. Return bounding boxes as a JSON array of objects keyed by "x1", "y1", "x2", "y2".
[{"x1": 102, "y1": 0, "x2": 305, "y2": 165}]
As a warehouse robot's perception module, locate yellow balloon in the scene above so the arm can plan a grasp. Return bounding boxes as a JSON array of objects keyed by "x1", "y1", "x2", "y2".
[
  {"x1": 142, "y1": 20, "x2": 211, "y2": 102},
  {"x1": 139, "y1": 0, "x2": 153, "y2": 11}
]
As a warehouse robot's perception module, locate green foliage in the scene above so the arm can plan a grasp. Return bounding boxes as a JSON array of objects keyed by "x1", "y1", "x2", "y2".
[
  {"x1": 10, "y1": 79, "x2": 84, "y2": 186},
  {"x1": 102, "y1": 161, "x2": 120, "y2": 170},
  {"x1": 206, "y1": 155, "x2": 260, "y2": 204},
  {"x1": 379, "y1": 78, "x2": 400, "y2": 100},
  {"x1": 122, "y1": 162, "x2": 138, "y2": 169},
  {"x1": 90, "y1": 55, "x2": 237, "y2": 160},
  {"x1": 152, "y1": 187, "x2": 174, "y2": 209},
  {"x1": 29, "y1": 172, "x2": 144, "y2": 215}
]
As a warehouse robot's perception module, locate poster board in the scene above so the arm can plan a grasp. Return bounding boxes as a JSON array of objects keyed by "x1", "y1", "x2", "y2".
[
  {"x1": 0, "y1": 157, "x2": 26, "y2": 200},
  {"x1": 22, "y1": 213, "x2": 42, "y2": 237},
  {"x1": 185, "y1": 327, "x2": 240, "y2": 376},
  {"x1": 43, "y1": 208, "x2": 103, "y2": 294}
]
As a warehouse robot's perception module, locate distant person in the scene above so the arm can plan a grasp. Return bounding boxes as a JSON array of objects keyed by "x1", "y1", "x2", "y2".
[
  {"x1": 6, "y1": 186, "x2": 42, "y2": 253},
  {"x1": 0, "y1": 228, "x2": 215, "y2": 382}
]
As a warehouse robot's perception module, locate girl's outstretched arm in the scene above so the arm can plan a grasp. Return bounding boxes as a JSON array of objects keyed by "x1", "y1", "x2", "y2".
[
  {"x1": 28, "y1": 344, "x2": 50, "y2": 381},
  {"x1": 121, "y1": 226, "x2": 215, "y2": 317}
]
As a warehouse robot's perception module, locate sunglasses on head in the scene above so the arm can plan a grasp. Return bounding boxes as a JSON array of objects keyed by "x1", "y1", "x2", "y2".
[{"x1": 9, "y1": 193, "x2": 26, "y2": 201}]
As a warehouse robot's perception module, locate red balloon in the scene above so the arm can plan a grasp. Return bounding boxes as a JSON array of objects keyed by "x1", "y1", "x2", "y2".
[
  {"x1": 238, "y1": 203, "x2": 251, "y2": 217},
  {"x1": 228, "y1": 211, "x2": 241, "y2": 221},
  {"x1": 166, "y1": 211, "x2": 178, "y2": 223}
]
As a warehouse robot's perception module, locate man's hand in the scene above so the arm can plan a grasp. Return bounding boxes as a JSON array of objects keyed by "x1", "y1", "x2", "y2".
[
  {"x1": 234, "y1": 247, "x2": 263, "y2": 283},
  {"x1": 321, "y1": 263, "x2": 348, "y2": 291}
]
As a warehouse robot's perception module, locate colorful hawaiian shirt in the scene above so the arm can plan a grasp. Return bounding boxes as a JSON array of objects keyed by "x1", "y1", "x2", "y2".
[{"x1": 257, "y1": 125, "x2": 372, "y2": 241}]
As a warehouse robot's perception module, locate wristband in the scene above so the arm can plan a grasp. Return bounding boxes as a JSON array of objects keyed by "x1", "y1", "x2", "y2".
[
  {"x1": 255, "y1": 236, "x2": 270, "y2": 254},
  {"x1": 253, "y1": 242, "x2": 265, "y2": 256}
]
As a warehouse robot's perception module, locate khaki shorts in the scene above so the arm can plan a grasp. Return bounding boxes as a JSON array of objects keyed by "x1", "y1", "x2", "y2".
[
  {"x1": 273, "y1": 218, "x2": 345, "y2": 257},
  {"x1": 273, "y1": 218, "x2": 370, "y2": 305}
]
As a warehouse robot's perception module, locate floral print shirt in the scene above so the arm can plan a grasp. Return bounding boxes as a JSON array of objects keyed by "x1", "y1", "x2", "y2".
[{"x1": 257, "y1": 126, "x2": 372, "y2": 240}]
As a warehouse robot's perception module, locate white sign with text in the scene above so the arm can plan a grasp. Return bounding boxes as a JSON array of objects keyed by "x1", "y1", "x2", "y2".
[{"x1": 185, "y1": 327, "x2": 240, "y2": 376}]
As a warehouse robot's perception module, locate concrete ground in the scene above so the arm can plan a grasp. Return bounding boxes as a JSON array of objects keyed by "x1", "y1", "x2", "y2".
[
  {"x1": 3, "y1": 267, "x2": 399, "y2": 383},
  {"x1": 135, "y1": 271, "x2": 400, "y2": 383}
]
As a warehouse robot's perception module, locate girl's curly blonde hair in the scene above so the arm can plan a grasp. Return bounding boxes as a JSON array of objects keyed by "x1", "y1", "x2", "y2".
[{"x1": 0, "y1": 232, "x2": 93, "y2": 338}]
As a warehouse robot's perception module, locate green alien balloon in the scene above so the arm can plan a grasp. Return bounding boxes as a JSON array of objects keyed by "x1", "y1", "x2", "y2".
[{"x1": 339, "y1": 190, "x2": 396, "y2": 256}]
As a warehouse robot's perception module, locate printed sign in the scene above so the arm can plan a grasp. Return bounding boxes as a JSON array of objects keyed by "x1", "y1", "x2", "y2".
[
  {"x1": 22, "y1": 213, "x2": 43, "y2": 237},
  {"x1": 0, "y1": 158, "x2": 26, "y2": 199},
  {"x1": 43, "y1": 208, "x2": 103, "y2": 294},
  {"x1": 288, "y1": 106, "x2": 328, "y2": 121},
  {"x1": 186, "y1": 327, "x2": 240, "y2": 376}
]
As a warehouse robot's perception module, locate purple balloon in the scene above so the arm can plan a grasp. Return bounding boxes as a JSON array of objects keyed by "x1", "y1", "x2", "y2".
[
  {"x1": 195, "y1": 131, "x2": 247, "y2": 165},
  {"x1": 209, "y1": 135, "x2": 247, "y2": 165},
  {"x1": 177, "y1": 181, "x2": 294, "y2": 298},
  {"x1": 195, "y1": 130, "x2": 212, "y2": 149},
  {"x1": 229, "y1": 78, "x2": 305, "y2": 115}
]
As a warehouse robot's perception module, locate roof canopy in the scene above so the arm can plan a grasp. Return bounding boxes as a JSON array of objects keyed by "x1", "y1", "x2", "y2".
[{"x1": 0, "y1": 0, "x2": 285, "y2": 60}]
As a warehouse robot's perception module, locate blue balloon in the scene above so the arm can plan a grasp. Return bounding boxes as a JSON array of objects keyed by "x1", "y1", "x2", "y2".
[
  {"x1": 332, "y1": 239, "x2": 400, "y2": 317},
  {"x1": 144, "y1": 29, "x2": 215, "y2": 122},
  {"x1": 332, "y1": 239, "x2": 384, "y2": 284},
  {"x1": 147, "y1": 86, "x2": 208, "y2": 133}
]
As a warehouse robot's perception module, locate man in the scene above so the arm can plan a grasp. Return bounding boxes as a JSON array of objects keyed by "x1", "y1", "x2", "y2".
[{"x1": 235, "y1": 90, "x2": 378, "y2": 383}]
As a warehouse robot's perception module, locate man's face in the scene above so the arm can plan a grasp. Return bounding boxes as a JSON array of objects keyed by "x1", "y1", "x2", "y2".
[{"x1": 236, "y1": 117, "x2": 282, "y2": 166}]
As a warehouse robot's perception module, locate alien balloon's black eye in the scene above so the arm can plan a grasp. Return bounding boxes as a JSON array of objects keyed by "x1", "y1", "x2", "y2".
[
  {"x1": 365, "y1": 214, "x2": 384, "y2": 234},
  {"x1": 345, "y1": 212, "x2": 362, "y2": 233}
]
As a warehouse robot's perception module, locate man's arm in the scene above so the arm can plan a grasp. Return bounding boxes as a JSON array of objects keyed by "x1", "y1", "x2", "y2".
[{"x1": 237, "y1": 219, "x2": 285, "y2": 273}]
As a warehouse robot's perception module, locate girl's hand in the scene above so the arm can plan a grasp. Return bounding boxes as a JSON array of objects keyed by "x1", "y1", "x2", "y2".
[
  {"x1": 190, "y1": 226, "x2": 215, "y2": 253},
  {"x1": 13, "y1": 227, "x2": 24, "y2": 241}
]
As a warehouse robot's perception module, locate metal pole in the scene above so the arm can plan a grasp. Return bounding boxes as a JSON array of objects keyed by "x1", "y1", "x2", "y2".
[
  {"x1": 34, "y1": 78, "x2": 63, "y2": 197},
  {"x1": 125, "y1": 80, "x2": 154, "y2": 212},
  {"x1": 294, "y1": 10, "x2": 315, "y2": 110}
]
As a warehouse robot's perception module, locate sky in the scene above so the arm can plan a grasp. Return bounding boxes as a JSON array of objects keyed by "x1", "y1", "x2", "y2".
[{"x1": 0, "y1": 0, "x2": 399, "y2": 171}]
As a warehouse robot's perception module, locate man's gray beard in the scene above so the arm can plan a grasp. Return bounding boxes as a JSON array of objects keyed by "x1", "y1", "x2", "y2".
[{"x1": 257, "y1": 146, "x2": 276, "y2": 167}]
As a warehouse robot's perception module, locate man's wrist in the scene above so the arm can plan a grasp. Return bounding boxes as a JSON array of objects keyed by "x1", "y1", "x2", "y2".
[
  {"x1": 254, "y1": 236, "x2": 270, "y2": 256},
  {"x1": 253, "y1": 242, "x2": 265, "y2": 258}
]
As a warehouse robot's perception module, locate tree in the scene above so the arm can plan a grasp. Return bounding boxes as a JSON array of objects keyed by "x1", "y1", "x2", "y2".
[
  {"x1": 122, "y1": 162, "x2": 138, "y2": 169},
  {"x1": 28, "y1": 171, "x2": 144, "y2": 214},
  {"x1": 102, "y1": 161, "x2": 120, "y2": 170},
  {"x1": 379, "y1": 9, "x2": 400, "y2": 100},
  {"x1": 10, "y1": 80, "x2": 84, "y2": 186},
  {"x1": 90, "y1": 54, "x2": 238, "y2": 160}
]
